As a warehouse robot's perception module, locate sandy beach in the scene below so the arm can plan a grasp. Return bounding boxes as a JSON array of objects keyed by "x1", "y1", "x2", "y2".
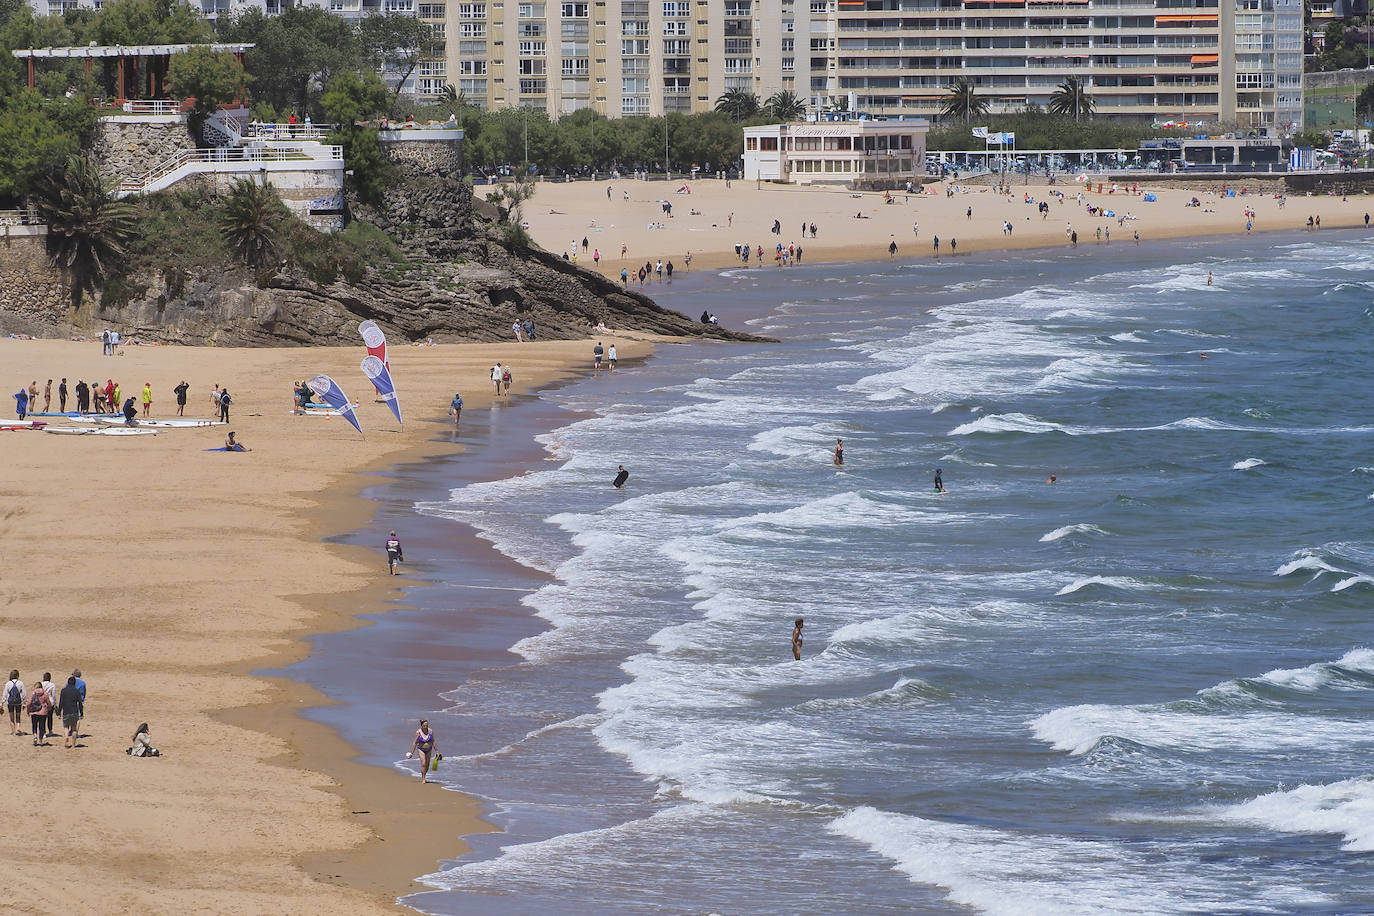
[
  {"x1": 524, "y1": 175, "x2": 1374, "y2": 274},
  {"x1": 0, "y1": 332, "x2": 663, "y2": 914}
]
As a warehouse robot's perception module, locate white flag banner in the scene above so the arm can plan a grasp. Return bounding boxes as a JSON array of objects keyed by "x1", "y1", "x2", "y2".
[{"x1": 971, "y1": 126, "x2": 989, "y2": 139}]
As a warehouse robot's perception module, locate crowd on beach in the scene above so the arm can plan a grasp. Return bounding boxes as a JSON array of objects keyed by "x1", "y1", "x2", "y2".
[
  {"x1": 6, "y1": 668, "x2": 160, "y2": 756},
  {"x1": 12, "y1": 374, "x2": 233, "y2": 423}
]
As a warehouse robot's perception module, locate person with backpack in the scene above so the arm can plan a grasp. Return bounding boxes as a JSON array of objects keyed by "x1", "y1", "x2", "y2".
[
  {"x1": 502, "y1": 364, "x2": 513, "y2": 394},
  {"x1": 218, "y1": 388, "x2": 233, "y2": 422},
  {"x1": 4, "y1": 670, "x2": 25, "y2": 735},
  {"x1": 27, "y1": 681, "x2": 51, "y2": 746}
]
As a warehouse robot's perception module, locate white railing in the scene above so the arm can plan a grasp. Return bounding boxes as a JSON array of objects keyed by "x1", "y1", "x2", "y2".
[
  {"x1": 114, "y1": 99, "x2": 181, "y2": 115},
  {"x1": 244, "y1": 122, "x2": 333, "y2": 140},
  {"x1": 0, "y1": 208, "x2": 42, "y2": 226},
  {"x1": 116, "y1": 145, "x2": 344, "y2": 196}
]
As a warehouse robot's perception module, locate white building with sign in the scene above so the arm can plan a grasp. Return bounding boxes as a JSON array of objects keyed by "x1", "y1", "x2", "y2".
[{"x1": 743, "y1": 118, "x2": 928, "y2": 188}]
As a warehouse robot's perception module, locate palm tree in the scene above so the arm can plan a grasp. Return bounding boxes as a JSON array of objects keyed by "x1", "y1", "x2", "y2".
[
  {"x1": 764, "y1": 90, "x2": 806, "y2": 122},
  {"x1": 715, "y1": 88, "x2": 761, "y2": 122},
  {"x1": 941, "y1": 78, "x2": 989, "y2": 124},
  {"x1": 1048, "y1": 77, "x2": 1095, "y2": 121},
  {"x1": 219, "y1": 178, "x2": 289, "y2": 269},
  {"x1": 35, "y1": 157, "x2": 136, "y2": 294}
]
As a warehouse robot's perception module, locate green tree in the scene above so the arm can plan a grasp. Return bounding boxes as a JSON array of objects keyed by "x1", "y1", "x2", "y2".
[
  {"x1": 941, "y1": 78, "x2": 989, "y2": 124},
  {"x1": 218, "y1": 177, "x2": 288, "y2": 269},
  {"x1": 714, "y1": 88, "x2": 760, "y2": 121},
  {"x1": 764, "y1": 89, "x2": 805, "y2": 122},
  {"x1": 166, "y1": 46, "x2": 250, "y2": 142},
  {"x1": 225, "y1": 6, "x2": 362, "y2": 116},
  {"x1": 93, "y1": 0, "x2": 210, "y2": 45},
  {"x1": 0, "y1": 91, "x2": 98, "y2": 203},
  {"x1": 484, "y1": 177, "x2": 534, "y2": 249},
  {"x1": 321, "y1": 70, "x2": 392, "y2": 201},
  {"x1": 35, "y1": 156, "x2": 136, "y2": 293},
  {"x1": 1047, "y1": 77, "x2": 1094, "y2": 121},
  {"x1": 360, "y1": 11, "x2": 438, "y2": 98}
]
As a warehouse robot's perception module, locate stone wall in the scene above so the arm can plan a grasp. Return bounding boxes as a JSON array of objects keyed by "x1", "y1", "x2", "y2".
[
  {"x1": 173, "y1": 166, "x2": 346, "y2": 233},
  {"x1": 0, "y1": 229, "x2": 73, "y2": 334},
  {"x1": 378, "y1": 129, "x2": 464, "y2": 176},
  {"x1": 91, "y1": 116, "x2": 197, "y2": 186}
]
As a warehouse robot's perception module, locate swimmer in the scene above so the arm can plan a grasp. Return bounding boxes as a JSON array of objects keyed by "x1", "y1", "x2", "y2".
[
  {"x1": 792, "y1": 617, "x2": 804, "y2": 661},
  {"x1": 1047, "y1": 474, "x2": 1057, "y2": 484},
  {"x1": 1207, "y1": 271, "x2": 1212, "y2": 286}
]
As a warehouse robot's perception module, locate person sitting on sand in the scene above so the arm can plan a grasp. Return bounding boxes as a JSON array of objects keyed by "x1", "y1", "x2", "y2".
[
  {"x1": 128, "y1": 723, "x2": 159, "y2": 757},
  {"x1": 225, "y1": 431, "x2": 250, "y2": 452}
]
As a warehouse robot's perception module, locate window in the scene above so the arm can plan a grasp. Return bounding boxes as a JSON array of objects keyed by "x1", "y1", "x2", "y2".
[
  {"x1": 460, "y1": 22, "x2": 487, "y2": 36},
  {"x1": 561, "y1": 0, "x2": 588, "y2": 13},
  {"x1": 458, "y1": 78, "x2": 488, "y2": 94},
  {"x1": 519, "y1": 59, "x2": 547, "y2": 74},
  {"x1": 725, "y1": 37, "x2": 750, "y2": 53},
  {"x1": 623, "y1": 19, "x2": 649, "y2": 34},
  {"x1": 782, "y1": 18, "x2": 793, "y2": 31},
  {"x1": 519, "y1": 39, "x2": 546, "y2": 54},
  {"x1": 622, "y1": 38, "x2": 651, "y2": 53},
  {"x1": 664, "y1": 38, "x2": 690, "y2": 53},
  {"x1": 517, "y1": 2, "x2": 545, "y2": 15},
  {"x1": 664, "y1": 76, "x2": 690, "y2": 92},
  {"x1": 457, "y1": 3, "x2": 486, "y2": 15},
  {"x1": 725, "y1": 57, "x2": 752, "y2": 73},
  {"x1": 723, "y1": 0, "x2": 750, "y2": 13},
  {"x1": 623, "y1": 77, "x2": 650, "y2": 92},
  {"x1": 458, "y1": 59, "x2": 488, "y2": 74},
  {"x1": 418, "y1": 2, "x2": 445, "y2": 15},
  {"x1": 781, "y1": 37, "x2": 794, "y2": 51},
  {"x1": 563, "y1": 57, "x2": 590, "y2": 74},
  {"x1": 519, "y1": 78, "x2": 546, "y2": 93},
  {"x1": 663, "y1": 0, "x2": 689, "y2": 12},
  {"x1": 622, "y1": 96, "x2": 651, "y2": 114},
  {"x1": 664, "y1": 19, "x2": 687, "y2": 34},
  {"x1": 782, "y1": 56, "x2": 794, "y2": 71}
]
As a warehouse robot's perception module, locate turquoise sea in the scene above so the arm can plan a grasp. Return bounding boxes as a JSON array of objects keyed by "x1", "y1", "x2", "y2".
[{"x1": 294, "y1": 231, "x2": 1374, "y2": 914}]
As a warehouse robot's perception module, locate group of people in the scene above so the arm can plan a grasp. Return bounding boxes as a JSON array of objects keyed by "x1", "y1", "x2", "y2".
[
  {"x1": 592, "y1": 341, "x2": 618, "y2": 373},
  {"x1": 510, "y1": 318, "x2": 538, "y2": 342},
  {"x1": 619, "y1": 259, "x2": 677, "y2": 287},
  {"x1": 9, "y1": 376, "x2": 225, "y2": 422},
  {"x1": 5, "y1": 669, "x2": 86, "y2": 749}
]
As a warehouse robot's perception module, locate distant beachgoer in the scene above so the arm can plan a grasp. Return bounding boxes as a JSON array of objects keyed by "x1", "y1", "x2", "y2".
[
  {"x1": 593, "y1": 248, "x2": 600, "y2": 265},
  {"x1": 524, "y1": 318, "x2": 535, "y2": 340},
  {"x1": 935, "y1": 468, "x2": 944, "y2": 493},
  {"x1": 211, "y1": 384, "x2": 221, "y2": 413},
  {"x1": 406, "y1": 719, "x2": 436, "y2": 783},
  {"x1": 174, "y1": 381, "x2": 189, "y2": 417},
  {"x1": 966, "y1": 206, "x2": 972, "y2": 220},
  {"x1": 43, "y1": 379, "x2": 51, "y2": 412},
  {"x1": 666, "y1": 261, "x2": 674, "y2": 281},
  {"x1": 385, "y1": 530, "x2": 403, "y2": 574},
  {"x1": 834, "y1": 438, "x2": 844, "y2": 466},
  {"x1": 613, "y1": 465, "x2": 629, "y2": 488},
  {"x1": 128, "y1": 723, "x2": 159, "y2": 757},
  {"x1": 1133, "y1": 230, "x2": 1139, "y2": 245},
  {"x1": 620, "y1": 267, "x2": 628, "y2": 286},
  {"x1": 502, "y1": 364, "x2": 513, "y2": 393},
  {"x1": 1206, "y1": 272, "x2": 1212, "y2": 286},
  {"x1": 810, "y1": 222, "x2": 817, "y2": 238},
  {"x1": 122, "y1": 397, "x2": 138, "y2": 425},
  {"x1": 13, "y1": 388, "x2": 28, "y2": 420},
  {"x1": 225, "y1": 431, "x2": 250, "y2": 452},
  {"x1": 28, "y1": 381, "x2": 38, "y2": 411},
  {"x1": 218, "y1": 388, "x2": 232, "y2": 422},
  {"x1": 1070, "y1": 230, "x2": 1078, "y2": 247},
  {"x1": 889, "y1": 240, "x2": 898, "y2": 258},
  {"x1": 792, "y1": 617, "x2": 804, "y2": 661},
  {"x1": 58, "y1": 378, "x2": 67, "y2": 412},
  {"x1": 513, "y1": 321, "x2": 524, "y2": 343},
  {"x1": 141, "y1": 382, "x2": 152, "y2": 417},
  {"x1": 933, "y1": 236, "x2": 940, "y2": 257},
  {"x1": 449, "y1": 392, "x2": 463, "y2": 428},
  {"x1": 621, "y1": 243, "x2": 628, "y2": 258},
  {"x1": 491, "y1": 363, "x2": 503, "y2": 396},
  {"x1": 951, "y1": 238, "x2": 957, "y2": 254},
  {"x1": 1365, "y1": 213, "x2": 1370, "y2": 228},
  {"x1": 607, "y1": 186, "x2": 612, "y2": 199},
  {"x1": 685, "y1": 251, "x2": 692, "y2": 270},
  {"x1": 1048, "y1": 474, "x2": 1057, "y2": 484},
  {"x1": 913, "y1": 221, "x2": 919, "y2": 237},
  {"x1": 5, "y1": 670, "x2": 25, "y2": 735},
  {"x1": 608, "y1": 344, "x2": 617, "y2": 371},
  {"x1": 27, "y1": 681, "x2": 50, "y2": 746},
  {"x1": 55, "y1": 676, "x2": 82, "y2": 749},
  {"x1": 594, "y1": 341, "x2": 604, "y2": 373}
]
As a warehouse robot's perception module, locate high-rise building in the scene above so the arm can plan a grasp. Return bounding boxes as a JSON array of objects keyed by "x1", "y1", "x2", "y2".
[{"x1": 451, "y1": 0, "x2": 1303, "y2": 133}]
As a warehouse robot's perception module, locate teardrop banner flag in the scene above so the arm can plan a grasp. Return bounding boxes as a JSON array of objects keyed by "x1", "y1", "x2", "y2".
[
  {"x1": 361, "y1": 355, "x2": 402, "y2": 427},
  {"x1": 359, "y1": 320, "x2": 388, "y2": 367},
  {"x1": 306, "y1": 374, "x2": 364, "y2": 437}
]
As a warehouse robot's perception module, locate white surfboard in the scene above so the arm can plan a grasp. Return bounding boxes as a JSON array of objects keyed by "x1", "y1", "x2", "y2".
[
  {"x1": 94, "y1": 416, "x2": 224, "y2": 428},
  {"x1": 46, "y1": 426, "x2": 158, "y2": 436}
]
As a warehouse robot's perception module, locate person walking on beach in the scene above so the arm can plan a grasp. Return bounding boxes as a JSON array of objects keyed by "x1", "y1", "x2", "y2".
[
  {"x1": 27, "y1": 680, "x2": 50, "y2": 746},
  {"x1": 491, "y1": 363, "x2": 503, "y2": 396},
  {"x1": 834, "y1": 438, "x2": 844, "y2": 466},
  {"x1": 71, "y1": 669, "x2": 85, "y2": 734},
  {"x1": 14, "y1": 387, "x2": 28, "y2": 420},
  {"x1": 5, "y1": 670, "x2": 25, "y2": 735},
  {"x1": 593, "y1": 341, "x2": 604, "y2": 374},
  {"x1": 406, "y1": 719, "x2": 436, "y2": 783},
  {"x1": 888, "y1": 240, "x2": 898, "y2": 259},
  {"x1": 792, "y1": 617, "x2": 804, "y2": 661},
  {"x1": 174, "y1": 381, "x2": 189, "y2": 417},
  {"x1": 502, "y1": 364, "x2": 513, "y2": 394},
  {"x1": 41, "y1": 673, "x2": 56, "y2": 739},
  {"x1": 608, "y1": 344, "x2": 617, "y2": 372},
  {"x1": 932, "y1": 236, "x2": 940, "y2": 259},
  {"x1": 218, "y1": 388, "x2": 232, "y2": 423},
  {"x1": 449, "y1": 392, "x2": 463, "y2": 428},
  {"x1": 385, "y1": 530, "x2": 404, "y2": 574},
  {"x1": 55, "y1": 676, "x2": 82, "y2": 749}
]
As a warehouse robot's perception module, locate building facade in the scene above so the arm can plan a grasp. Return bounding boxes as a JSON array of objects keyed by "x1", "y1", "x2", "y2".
[{"x1": 742, "y1": 117, "x2": 927, "y2": 184}]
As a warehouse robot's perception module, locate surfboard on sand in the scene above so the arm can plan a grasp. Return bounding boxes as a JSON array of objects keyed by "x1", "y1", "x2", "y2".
[
  {"x1": 94, "y1": 416, "x2": 224, "y2": 428},
  {"x1": 45, "y1": 426, "x2": 158, "y2": 436}
]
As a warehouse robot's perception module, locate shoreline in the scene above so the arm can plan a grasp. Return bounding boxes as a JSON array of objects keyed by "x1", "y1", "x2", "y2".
[{"x1": 0, "y1": 336, "x2": 670, "y2": 914}]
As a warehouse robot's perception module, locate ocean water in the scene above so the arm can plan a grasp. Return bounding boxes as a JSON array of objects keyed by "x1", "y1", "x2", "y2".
[{"x1": 403, "y1": 233, "x2": 1374, "y2": 914}]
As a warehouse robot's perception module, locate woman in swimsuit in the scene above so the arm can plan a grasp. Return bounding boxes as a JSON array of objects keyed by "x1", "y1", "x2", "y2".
[
  {"x1": 792, "y1": 618, "x2": 804, "y2": 661},
  {"x1": 834, "y1": 439, "x2": 844, "y2": 466},
  {"x1": 407, "y1": 719, "x2": 437, "y2": 783}
]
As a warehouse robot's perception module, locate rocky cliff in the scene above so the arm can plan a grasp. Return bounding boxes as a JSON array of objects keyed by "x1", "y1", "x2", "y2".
[{"x1": 1, "y1": 151, "x2": 755, "y2": 346}]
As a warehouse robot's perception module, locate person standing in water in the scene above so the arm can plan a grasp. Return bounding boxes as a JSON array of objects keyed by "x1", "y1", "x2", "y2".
[
  {"x1": 834, "y1": 439, "x2": 844, "y2": 466},
  {"x1": 406, "y1": 719, "x2": 437, "y2": 783},
  {"x1": 792, "y1": 618, "x2": 804, "y2": 660},
  {"x1": 934, "y1": 468, "x2": 944, "y2": 492},
  {"x1": 385, "y1": 530, "x2": 404, "y2": 574}
]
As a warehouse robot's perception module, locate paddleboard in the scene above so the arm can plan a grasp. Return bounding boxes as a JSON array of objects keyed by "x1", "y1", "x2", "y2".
[
  {"x1": 292, "y1": 409, "x2": 349, "y2": 417},
  {"x1": 0, "y1": 422, "x2": 45, "y2": 430},
  {"x1": 94, "y1": 416, "x2": 223, "y2": 428},
  {"x1": 45, "y1": 426, "x2": 158, "y2": 436}
]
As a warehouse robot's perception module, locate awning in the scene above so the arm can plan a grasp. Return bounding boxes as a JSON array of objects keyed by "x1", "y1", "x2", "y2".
[
  {"x1": 1155, "y1": 14, "x2": 1218, "y2": 21},
  {"x1": 1191, "y1": 53, "x2": 1219, "y2": 63}
]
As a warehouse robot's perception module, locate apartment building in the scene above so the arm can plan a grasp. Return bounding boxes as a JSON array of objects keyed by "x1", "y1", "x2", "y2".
[
  {"x1": 452, "y1": 0, "x2": 1302, "y2": 132},
  {"x1": 448, "y1": 0, "x2": 808, "y2": 115}
]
